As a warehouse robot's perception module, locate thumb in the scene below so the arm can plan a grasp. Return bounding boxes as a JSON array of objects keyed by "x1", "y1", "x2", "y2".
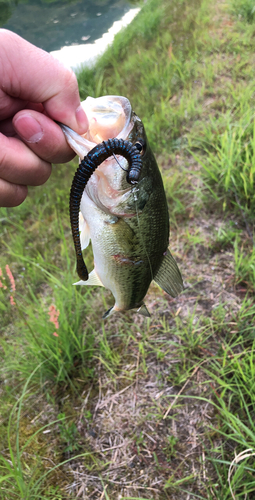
[{"x1": 0, "y1": 29, "x2": 88, "y2": 133}]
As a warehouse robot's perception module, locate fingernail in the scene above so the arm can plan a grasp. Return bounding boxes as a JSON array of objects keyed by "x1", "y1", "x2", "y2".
[
  {"x1": 75, "y1": 105, "x2": 88, "y2": 132},
  {"x1": 14, "y1": 114, "x2": 44, "y2": 143}
]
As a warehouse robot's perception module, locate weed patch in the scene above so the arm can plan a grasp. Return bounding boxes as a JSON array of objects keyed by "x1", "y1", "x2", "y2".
[{"x1": 230, "y1": 0, "x2": 255, "y2": 23}]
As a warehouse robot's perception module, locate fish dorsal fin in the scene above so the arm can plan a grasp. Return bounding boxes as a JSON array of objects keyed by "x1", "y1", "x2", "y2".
[
  {"x1": 137, "y1": 303, "x2": 151, "y2": 317},
  {"x1": 154, "y1": 249, "x2": 184, "y2": 298},
  {"x1": 73, "y1": 269, "x2": 104, "y2": 287}
]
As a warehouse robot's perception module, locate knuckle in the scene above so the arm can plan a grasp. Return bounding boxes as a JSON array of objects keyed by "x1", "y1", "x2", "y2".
[
  {"x1": 0, "y1": 181, "x2": 27, "y2": 207},
  {"x1": 63, "y1": 69, "x2": 78, "y2": 94},
  {"x1": 30, "y1": 162, "x2": 52, "y2": 186},
  {"x1": 13, "y1": 185, "x2": 28, "y2": 206},
  {"x1": 0, "y1": 145, "x2": 9, "y2": 176}
]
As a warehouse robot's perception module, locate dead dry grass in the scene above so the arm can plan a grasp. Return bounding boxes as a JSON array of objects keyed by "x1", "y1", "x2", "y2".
[{"x1": 46, "y1": 208, "x2": 244, "y2": 500}]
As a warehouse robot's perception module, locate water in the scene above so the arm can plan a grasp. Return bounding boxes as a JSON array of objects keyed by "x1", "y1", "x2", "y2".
[{"x1": 0, "y1": 0, "x2": 139, "y2": 68}]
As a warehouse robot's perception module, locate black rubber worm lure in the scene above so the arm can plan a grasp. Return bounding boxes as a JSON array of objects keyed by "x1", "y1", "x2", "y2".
[{"x1": 70, "y1": 138, "x2": 143, "y2": 281}]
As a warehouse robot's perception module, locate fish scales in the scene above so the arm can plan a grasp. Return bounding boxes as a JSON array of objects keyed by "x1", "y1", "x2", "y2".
[
  {"x1": 60, "y1": 95, "x2": 183, "y2": 317},
  {"x1": 69, "y1": 138, "x2": 143, "y2": 281}
]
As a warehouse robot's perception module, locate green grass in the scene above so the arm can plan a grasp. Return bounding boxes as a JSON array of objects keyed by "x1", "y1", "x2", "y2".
[
  {"x1": 1, "y1": 0, "x2": 255, "y2": 498},
  {"x1": 230, "y1": 0, "x2": 255, "y2": 23},
  {"x1": 190, "y1": 99, "x2": 255, "y2": 218},
  {"x1": 0, "y1": 364, "x2": 96, "y2": 499}
]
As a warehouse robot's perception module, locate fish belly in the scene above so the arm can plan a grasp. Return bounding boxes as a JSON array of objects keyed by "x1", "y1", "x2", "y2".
[{"x1": 81, "y1": 192, "x2": 155, "y2": 311}]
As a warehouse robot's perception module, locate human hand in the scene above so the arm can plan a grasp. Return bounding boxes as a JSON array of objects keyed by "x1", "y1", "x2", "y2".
[{"x1": 0, "y1": 29, "x2": 88, "y2": 207}]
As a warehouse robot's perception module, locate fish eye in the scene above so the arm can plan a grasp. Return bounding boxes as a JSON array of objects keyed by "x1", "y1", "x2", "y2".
[{"x1": 134, "y1": 138, "x2": 146, "y2": 156}]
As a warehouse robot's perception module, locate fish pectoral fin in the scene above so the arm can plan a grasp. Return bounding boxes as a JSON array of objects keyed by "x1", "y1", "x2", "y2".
[
  {"x1": 79, "y1": 212, "x2": 91, "y2": 250},
  {"x1": 73, "y1": 269, "x2": 104, "y2": 287},
  {"x1": 154, "y1": 249, "x2": 184, "y2": 298},
  {"x1": 137, "y1": 303, "x2": 151, "y2": 318}
]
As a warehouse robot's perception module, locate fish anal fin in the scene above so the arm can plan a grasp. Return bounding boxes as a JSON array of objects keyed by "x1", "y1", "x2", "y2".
[
  {"x1": 154, "y1": 249, "x2": 184, "y2": 298},
  {"x1": 137, "y1": 303, "x2": 151, "y2": 318},
  {"x1": 73, "y1": 269, "x2": 104, "y2": 287}
]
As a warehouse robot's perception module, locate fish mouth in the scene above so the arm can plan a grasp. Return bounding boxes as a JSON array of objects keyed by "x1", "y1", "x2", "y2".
[
  {"x1": 61, "y1": 95, "x2": 141, "y2": 217},
  {"x1": 60, "y1": 95, "x2": 134, "y2": 158}
]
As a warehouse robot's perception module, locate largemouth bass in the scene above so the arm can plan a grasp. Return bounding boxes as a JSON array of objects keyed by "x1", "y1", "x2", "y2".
[{"x1": 60, "y1": 95, "x2": 183, "y2": 318}]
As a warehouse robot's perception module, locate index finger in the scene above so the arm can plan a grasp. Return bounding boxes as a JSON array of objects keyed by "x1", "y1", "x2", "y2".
[{"x1": 0, "y1": 29, "x2": 88, "y2": 133}]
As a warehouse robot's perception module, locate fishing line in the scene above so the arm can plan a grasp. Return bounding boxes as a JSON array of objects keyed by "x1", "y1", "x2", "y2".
[
  {"x1": 132, "y1": 185, "x2": 154, "y2": 283},
  {"x1": 112, "y1": 151, "x2": 153, "y2": 279},
  {"x1": 113, "y1": 153, "x2": 129, "y2": 173}
]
